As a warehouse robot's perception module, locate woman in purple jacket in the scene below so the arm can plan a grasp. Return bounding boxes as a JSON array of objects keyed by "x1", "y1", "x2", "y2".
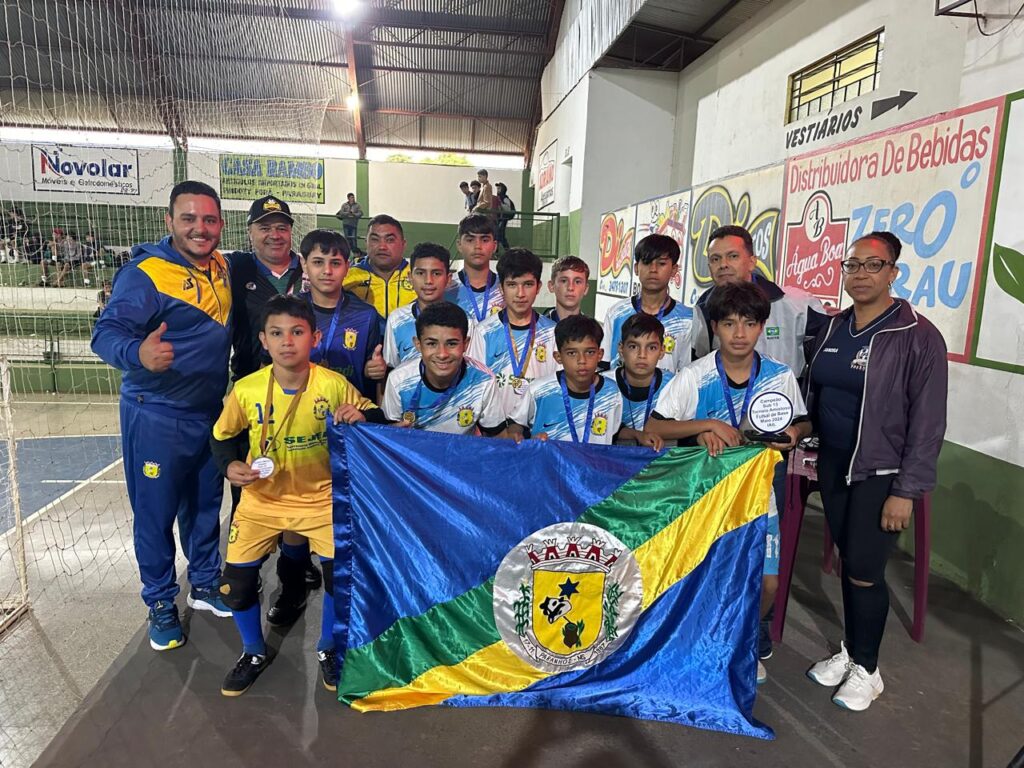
[{"x1": 804, "y1": 231, "x2": 947, "y2": 712}]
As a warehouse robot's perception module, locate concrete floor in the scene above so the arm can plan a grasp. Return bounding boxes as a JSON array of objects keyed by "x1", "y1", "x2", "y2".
[{"x1": 1, "y1": 397, "x2": 1022, "y2": 767}]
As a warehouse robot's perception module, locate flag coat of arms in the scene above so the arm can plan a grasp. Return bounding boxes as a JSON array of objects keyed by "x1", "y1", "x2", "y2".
[{"x1": 330, "y1": 424, "x2": 778, "y2": 739}]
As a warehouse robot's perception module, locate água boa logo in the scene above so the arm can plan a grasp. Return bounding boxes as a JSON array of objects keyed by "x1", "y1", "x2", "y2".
[{"x1": 493, "y1": 522, "x2": 643, "y2": 672}]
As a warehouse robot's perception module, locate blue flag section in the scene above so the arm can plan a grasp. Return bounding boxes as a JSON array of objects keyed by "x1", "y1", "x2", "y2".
[{"x1": 329, "y1": 422, "x2": 777, "y2": 739}]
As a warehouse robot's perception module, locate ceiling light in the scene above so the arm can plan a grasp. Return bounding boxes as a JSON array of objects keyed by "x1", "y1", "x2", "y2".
[
  {"x1": 334, "y1": 0, "x2": 360, "y2": 16},
  {"x1": 345, "y1": 94, "x2": 360, "y2": 110}
]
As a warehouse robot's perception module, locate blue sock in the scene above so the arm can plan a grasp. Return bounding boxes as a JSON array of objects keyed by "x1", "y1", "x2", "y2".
[
  {"x1": 232, "y1": 605, "x2": 266, "y2": 657},
  {"x1": 280, "y1": 539, "x2": 309, "y2": 561},
  {"x1": 318, "y1": 589, "x2": 335, "y2": 653}
]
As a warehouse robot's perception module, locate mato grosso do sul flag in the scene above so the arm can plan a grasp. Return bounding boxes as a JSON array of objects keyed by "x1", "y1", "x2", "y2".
[{"x1": 329, "y1": 423, "x2": 779, "y2": 739}]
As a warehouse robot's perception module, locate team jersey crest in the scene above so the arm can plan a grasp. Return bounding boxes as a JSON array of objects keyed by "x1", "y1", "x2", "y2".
[
  {"x1": 343, "y1": 328, "x2": 359, "y2": 350},
  {"x1": 664, "y1": 335, "x2": 676, "y2": 353},
  {"x1": 457, "y1": 407, "x2": 475, "y2": 427},
  {"x1": 535, "y1": 344, "x2": 547, "y2": 362},
  {"x1": 142, "y1": 461, "x2": 161, "y2": 479},
  {"x1": 312, "y1": 396, "x2": 330, "y2": 421},
  {"x1": 591, "y1": 415, "x2": 608, "y2": 436}
]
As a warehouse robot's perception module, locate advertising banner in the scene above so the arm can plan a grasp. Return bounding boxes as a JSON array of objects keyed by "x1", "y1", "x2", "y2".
[
  {"x1": 219, "y1": 154, "x2": 325, "y2": 204},
  {"x1": 597, "y1": 205, "x2": 637, "y2": 297},
  {"x1": 31, "y1": 144, "x2": 140, "y2": 196},
  {"x1": 636, "y1": 190, "x2": 690, "y2": 302},
  {"x1": 538, "y1": 141, "x2": 557, "y2": 210},
  {"x1": 781, "y1": 99, "x2": 1003, "y2": 360}
]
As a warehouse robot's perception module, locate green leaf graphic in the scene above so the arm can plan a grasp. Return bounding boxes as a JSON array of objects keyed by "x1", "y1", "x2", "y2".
[{"x1": 993, "y1": 243, "x2": 1024, "y2": 306}]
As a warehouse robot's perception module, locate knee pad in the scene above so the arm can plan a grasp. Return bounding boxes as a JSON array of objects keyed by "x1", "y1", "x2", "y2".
[
  {"x1": 320, "y1": 559, "x2": 334, "y2": 595},
  {"x1": 219, "y1": 564, "x2": 260, "y2": 611}
]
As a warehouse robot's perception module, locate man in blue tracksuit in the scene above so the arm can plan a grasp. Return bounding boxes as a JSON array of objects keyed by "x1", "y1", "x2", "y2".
[{"x1": 92, "y1": 180, "x2": 233, "y2": 651}]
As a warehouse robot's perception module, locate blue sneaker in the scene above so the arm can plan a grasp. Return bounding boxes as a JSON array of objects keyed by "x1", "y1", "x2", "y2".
[
  {"x1": 149, "y1": 601, "x2": 185, "y2": 651},
  {"x1": 188, "y1": 585, "x2": 233, "y2": 617}
]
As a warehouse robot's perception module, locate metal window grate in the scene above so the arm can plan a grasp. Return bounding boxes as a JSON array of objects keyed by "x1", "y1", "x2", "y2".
[{"x1": 787, "y1": 30, "x2": 884, "y2": 124}]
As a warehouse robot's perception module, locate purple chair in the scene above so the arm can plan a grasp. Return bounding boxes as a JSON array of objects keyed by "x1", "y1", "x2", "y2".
[{"x1": 772, "y1": 445, "x2": 931, "y2": 643}]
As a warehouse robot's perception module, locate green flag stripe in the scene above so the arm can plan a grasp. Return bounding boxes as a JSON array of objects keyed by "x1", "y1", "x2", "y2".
[{"x1": 340, "y1": 445, "x2": 763, "y2": 702}]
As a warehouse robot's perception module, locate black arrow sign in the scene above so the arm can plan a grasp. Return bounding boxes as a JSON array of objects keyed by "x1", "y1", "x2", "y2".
[{"x1": 871, "y1": 89, "x2": 917, "y2": 119}]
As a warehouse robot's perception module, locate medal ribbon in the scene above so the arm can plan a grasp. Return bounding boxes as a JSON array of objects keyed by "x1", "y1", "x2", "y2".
[
  {"x1": 560, "y1": 373, "x2": 596, "y2": 444},
  {"x1": 460, "y1": 269, "x2": 495, "y2": 322},
  {"x1": 259, "y1": 370, "x2": 309, "y2": 456},
  {"x1": 308, "y1": 295, "x2": 344, "y2": 368},
  {"x1": 408, "y1": 363, "x2": 465, "y2": 429},
  {"x1": 715, "y1": 351, "x2": 760, "y2": 429},
  {"x1": 622, "y1": 369, "x2": 658, "y2": 430},
  {"x1": 503, "y1": 311, "x2": 536, "y2": 380},
  {"x1": 633, "y1": 294, "x2": 671, "y2": 320}
]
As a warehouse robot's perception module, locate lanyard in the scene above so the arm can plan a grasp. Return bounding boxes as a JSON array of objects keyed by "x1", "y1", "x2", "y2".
[
  {"x1": 259, "y1": 370, "x2": 308, "y2": 456},
  {"x1": 408, "y1": 363, "x2": 465, "y2": 428},
  {"x1": 622, "y1": 369, "x2": 658, "y2": 430},
  {"x1": 308, "y1": 295, "x2": 344, "y2": 367},
  {"x1": 560, "y1": 374, "x2": 596, "y2": 444},
  {"x1": 715, "y1": 351, "x2": 759, "y2": 429},
  {"x1": 633, "y1": 294, "x2": 670, "y2": 320},
  {"x1": 460, "y1": 269, "x2": 495, "y2": 322},
  {"x1": 503, "y1": 311, "x2": 536, "y2": 379}
]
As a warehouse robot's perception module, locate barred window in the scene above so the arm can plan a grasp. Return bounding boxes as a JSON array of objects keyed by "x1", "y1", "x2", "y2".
[{"x1": 787, "y1": 30, "x2": 884, "y2": 124}]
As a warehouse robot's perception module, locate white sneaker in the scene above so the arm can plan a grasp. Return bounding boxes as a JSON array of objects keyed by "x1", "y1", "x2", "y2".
[
  {"x1": 756, "y1": 660, "x2": 767, "y2": 685},
  {"x1": 832, "y1": 663, "x2": 884, "y2": 711},
  {"x1": 807, "y1": 642, "x2": 851, "y2": 686}
]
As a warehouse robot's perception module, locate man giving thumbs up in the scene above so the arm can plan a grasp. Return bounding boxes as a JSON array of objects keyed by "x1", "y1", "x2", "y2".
[{"x1": 91, "y1": 180, "x2": 234, "y2": 652}]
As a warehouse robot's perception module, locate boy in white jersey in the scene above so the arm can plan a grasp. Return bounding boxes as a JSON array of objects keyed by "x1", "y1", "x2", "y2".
[
  {"x1": 647, "y1": 281, "x2": 810, "y2": 685},
  {"x1": 602, "y1": 234, "x2": 693, "y2": 372},
  {"x1": 383, "y1": 302, "x2": 507, "y2": 435},
  {"x1": 468, "y1": 248, "x2": 558, "y2": 425},
  {"x1": 606, "y1": 313, "x2": 671, "y2": 448},
  {"x1": 451, "y1": 214, "x2": 504, "y2": 323},
  {"x1": 383, "y1": 242, "x2": 475, "y2": 368},
  {"x1": 511, "y1": 315, "x2": 652, "y2": 447},
  {"x1": 544, "y1": 255, "x2": 590, "y2": 323}
]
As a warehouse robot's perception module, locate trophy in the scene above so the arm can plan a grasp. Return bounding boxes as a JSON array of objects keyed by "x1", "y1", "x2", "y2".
[{"x1": 743, "y1": 391, "x2": 794, "y2": 444}]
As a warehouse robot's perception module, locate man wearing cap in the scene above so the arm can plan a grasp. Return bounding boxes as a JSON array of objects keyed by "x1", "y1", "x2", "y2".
[{"x1": 226, "y1": 195, "x2": 322, "y2": 616}]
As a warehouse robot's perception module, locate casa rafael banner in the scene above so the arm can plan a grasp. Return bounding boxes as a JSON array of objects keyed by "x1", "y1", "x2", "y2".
[{"x1": 780, "y1": 98, "x2": 1003, "y2": 360}]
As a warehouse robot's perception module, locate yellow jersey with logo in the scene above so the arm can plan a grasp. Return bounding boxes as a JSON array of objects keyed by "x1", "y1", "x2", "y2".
[
  {"x1": 212, "y1": 364, "x2": 377, "y2": 515},
  {"x1": 343, "y1": 258, "x2": 416, "y2": 317}
]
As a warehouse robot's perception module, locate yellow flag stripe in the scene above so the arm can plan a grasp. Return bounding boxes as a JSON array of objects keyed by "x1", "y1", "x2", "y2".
[{"x1": 351, "y1": 449, "x2": 779, "y2": 711}]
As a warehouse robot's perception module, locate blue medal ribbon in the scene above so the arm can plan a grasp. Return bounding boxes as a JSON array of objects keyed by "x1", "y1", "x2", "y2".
[
  {"x1": 308, "y1": 294, "x2": 344, "y2": 368},
  {"x1": 408, "y1": 362, "x2": 465, "y2": 429},
  {"x1": 715, "y1": 351, "x2": 760, "y2": 428},
  {"x1": 559, "y1": 373, "x2": 596, "y2": 444},
  {"x1": 460, "y1": 269, "x2": 495, "y2": 322},
  {"x1": 502, "y1": 311, "x2": 536, "y2": 379},
  {"x1": 633, "y1": 294, "x2": 671, "y2": 321},
  {"x1": 622, "y1": 369, "x2": 658, "y2": 430}
]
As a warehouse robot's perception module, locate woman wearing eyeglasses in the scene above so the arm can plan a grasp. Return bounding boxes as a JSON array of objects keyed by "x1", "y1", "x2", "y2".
[{"x1": 803, "y1": 231, "x2": 947, "y2": 711}]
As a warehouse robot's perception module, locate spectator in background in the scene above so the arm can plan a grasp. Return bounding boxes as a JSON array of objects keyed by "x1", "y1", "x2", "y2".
[
  {"x1": 41, "y1": 228, "x2": 84, "y2": 288},
  {"x1": 459, "y1": 181, "x2": 475, "y2": 211},
  {"x1": 336, "y1": 192, "x2": 363, "y2": 247},
  {"x1": 470, "y1": 180, "x2": 481, "y2": 208},
  {"x1": 472, "y1": 169, "x2": 493, "y2": 216},
  {"x1": 494, "y1": 182, "x2": 516, "y2": 250},
  {"x1": 94, "y1": 279, "x2": 112, "y2": 318}
]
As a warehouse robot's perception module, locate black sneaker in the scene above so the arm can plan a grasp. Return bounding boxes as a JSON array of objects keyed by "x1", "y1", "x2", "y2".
[
  {"x1": 221, "y1": 652, "x2": 268, "y2": 697},
  {"x1": 267, "y1": 593, "x2": 307, "y2": 627},
  {"x1": 305, "y1": 561, "x2": 322, "y2": 590},
  {"x1": 758, "y1": 619, "x2": 773, "y2": 660},
  {"x1": 318, "y1": 649, "x2": 339, "y2": 691}
]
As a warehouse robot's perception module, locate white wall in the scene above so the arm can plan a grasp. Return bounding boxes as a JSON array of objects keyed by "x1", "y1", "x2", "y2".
[
  {"x1": 532, "y1": 76, "x2": 590, "y2": 215},
  {"x1": 369, "y1": 162, "x2": 495, "y2": 224}
]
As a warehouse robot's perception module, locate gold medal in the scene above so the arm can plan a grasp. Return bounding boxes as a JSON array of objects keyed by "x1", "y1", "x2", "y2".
[
  {"x1": 402, "y1": 410, "x2": 417, "y2": 425},
  {"x1": 509, "y1": 376, "x2": 522, "y2": 390}
]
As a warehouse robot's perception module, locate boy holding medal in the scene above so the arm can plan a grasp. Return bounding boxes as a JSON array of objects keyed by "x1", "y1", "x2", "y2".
[
  {"x1": 602, "y1": 234, "x2": 693, "y2": 372},
  {"x1": 510, "y1": 315, "x2": 641, "y2": 447},
  {"x1": 210, "y1": 295, "x2": 386, "y2": 696},
  {"x1": 468, "y1": 248, "x2": 558, "y2": 424},
  {"x1": 383, "y1": 302, "x2": 507, "y2": 435},
  {"x1": 451, "y1": 214, "x2": 504, "y2": 322},
  {"x1": 606, "y1": 313, "x2": 673, "y2": 447},
  {"x1": 383, "y1": 242, "x2": 475, "y2": 368},
  {"x1": 646, "y1": 281, "x2": 809, "y2": 684},
  {"x1": 298, "y1": 228, "x2": 384, "y2": 401}
]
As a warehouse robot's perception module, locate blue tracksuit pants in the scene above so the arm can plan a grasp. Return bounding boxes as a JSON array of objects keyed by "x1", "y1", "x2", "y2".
[{"x1": 120, "y1": 399, "x2": 223, "y2": 607}]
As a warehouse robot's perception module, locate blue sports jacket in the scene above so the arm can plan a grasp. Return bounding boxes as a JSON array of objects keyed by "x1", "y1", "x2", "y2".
[{"x1": 91, "y1": 236, "x2": 233, "y2": 419}]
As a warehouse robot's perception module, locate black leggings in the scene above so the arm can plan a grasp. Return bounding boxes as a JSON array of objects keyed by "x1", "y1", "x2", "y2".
[{"x1": 817, "y1": 447, "x2": 900, "y2": 672}]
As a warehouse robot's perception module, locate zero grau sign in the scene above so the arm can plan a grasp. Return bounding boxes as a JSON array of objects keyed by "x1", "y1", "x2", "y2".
[
  {"x1": 219, "y1": 154, "x2": 325, "y2": 204},
  {"x1": 31, "y1": 144, "x2": 140, "y2": 196}
]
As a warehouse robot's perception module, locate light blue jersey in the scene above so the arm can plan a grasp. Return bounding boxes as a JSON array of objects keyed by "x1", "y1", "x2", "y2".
[
  {"x1": 467, "y1": 310, "x2": 559, "y2": 418},
  {"x1": 382, "y1": 357, "x2": 506, "y2": 435},
  {"x1": 511, "y1": 372, "x2": 623, "y2": 445},
  {"x1": 602, "y1": 296, "x2": 693, "y2": 372},
  {"x1": 450, "y1": 269, "x2": 505, "y2": 323},
  {"x1": 382, "y1": 300, "x2": 476, "y2": 369}
]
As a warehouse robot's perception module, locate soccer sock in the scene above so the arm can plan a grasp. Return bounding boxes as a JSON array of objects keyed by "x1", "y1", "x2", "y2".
[
  {"x1": 280, "y1": 539, "x2": 309, "y2": 562},
  {"x1": 318, "y1": 589, "x2": 335, "y2": 653},
  {"x1": 233, "y1": 605, "x2": 266, "y2": 657}
]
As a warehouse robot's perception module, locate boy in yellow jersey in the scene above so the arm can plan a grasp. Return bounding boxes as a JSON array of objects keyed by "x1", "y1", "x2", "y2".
[{"x1": 210, "y1": 295, "x2": 386, "y2": 696}]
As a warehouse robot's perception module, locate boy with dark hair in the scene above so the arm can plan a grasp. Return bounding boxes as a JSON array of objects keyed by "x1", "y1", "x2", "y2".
[
  {"x1": 383, "y1": 302, "x2": 506, "y2": 435},
  {"x1": 468, "y1": 248, "x2": 558, "y2": 421},
  {"x1": 451, "y1": 214, "x2": 504, "y2": 322},
  {"x1": 602, "y1": 234, "x2": 693, "y2": 372},
  {"x1": 606, "y1": 313, "x2": 671, "y2": 448},
  {"x1": 647, "y1": 281, "x2": 810, "y2": 685},
  {"x1": 344, "y1": 214, "x2": 415, "y2": 318},
  {"x1": 544, "y1": 255, "x2": 590, "y2": 322},
  {"x1": 509, "y1": 315, "x2": 624, "y2": 445},
  {"x1": 210, "y1": 295, "x2": 386, "y2": 696},
  {"x1": 384, "y1": 242, "x2": 475, "y2": 368}
]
